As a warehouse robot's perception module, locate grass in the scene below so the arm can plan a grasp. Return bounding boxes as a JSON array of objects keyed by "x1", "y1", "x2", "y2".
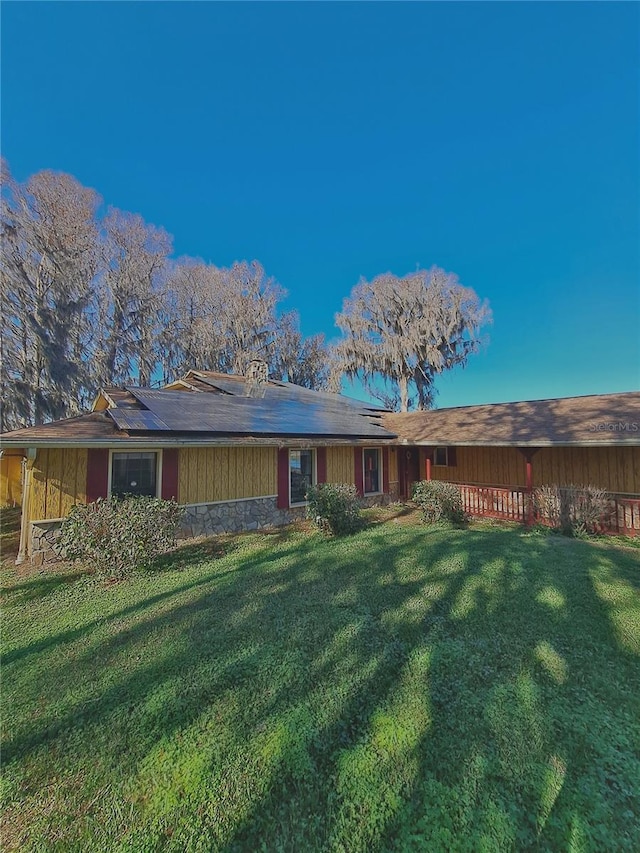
[{"x1": 1, "y1": 517, "x2": 639, "y2": 852}]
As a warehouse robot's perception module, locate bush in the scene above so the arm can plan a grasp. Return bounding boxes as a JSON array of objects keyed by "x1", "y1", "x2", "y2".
[
  {"x1": 533, "y1": 484, "x2": 612, "y2": 537},
  {"x1": 306, "y1": 483, "x2": 362, "y2": 535},
  {"x1": 412, "y1": 480, "x2": 467, "y2": 525},
  {"x1": 59, "y1": 496, "x2": 185, "y2": 578}
]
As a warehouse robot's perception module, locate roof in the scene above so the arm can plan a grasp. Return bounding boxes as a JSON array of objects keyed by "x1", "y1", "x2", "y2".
[
  {"x1": 0, "y1": 373, "x2": 396, "y2": 447},
  {"x1": 2, "y1": 379, "x2": 638, "y2": 450},
  {"x1": 383, "y1": 391, "x2": 640, "y2": 447},
  {"x1": 1, "y1": 412, "x2": 122, "y2": 443}
]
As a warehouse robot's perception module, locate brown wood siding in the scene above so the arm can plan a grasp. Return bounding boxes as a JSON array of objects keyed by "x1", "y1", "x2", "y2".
[
  {"x1": 0, "y1": 456, "x2": 23, "y2": 507},
  {"x1": 535, "y1": 446, "x2": 640, "y2": 494},
  {"x1": 29, "y1": 448, "x2": 88, "y2": 520},
  {"x1": 177, "y1": 446, "x2": 277, "y2": 504},
  {"x1": 429, "y1": 446, "x2": 526, "y2": 487},
  {"x1": 425, "y1": 445, "x2": 639, "y2": 494},
  {"x1": 326, "y1": 447, "x2": 355, "y2": 484}
]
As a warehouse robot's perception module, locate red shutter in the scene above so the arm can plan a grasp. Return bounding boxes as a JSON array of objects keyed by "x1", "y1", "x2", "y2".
[
  {"x1": 316, "y1": 447, "x2": 327, "y2": 484},
  {"x1": 86, "y1": 448, "x2": 109, "y2": 503},
  {"x1": 161, "y1": 449, "x2": 179, "y2": 500},
  {"x1": 354, "y1": 447, "x2": 364, "y2": 496},
  {"x1": 277, "y1": 448, "x2": 290, "y2": 509},
  {"x1": 382, "y1": 448, "x2": 390, "y2": 494},
  {"x1": 448, "y1": 447, "x2": 457, "y2": 467}
]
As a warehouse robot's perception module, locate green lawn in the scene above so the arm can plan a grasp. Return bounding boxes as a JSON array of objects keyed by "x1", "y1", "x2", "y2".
[{"x1": 2, "y1": 517, "x2": 639, "y2": 852}]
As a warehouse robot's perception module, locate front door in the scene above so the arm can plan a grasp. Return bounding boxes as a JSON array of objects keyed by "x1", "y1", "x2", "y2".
[{"x1": 399, "y1": 447, "x2": 420, "y2": 499}]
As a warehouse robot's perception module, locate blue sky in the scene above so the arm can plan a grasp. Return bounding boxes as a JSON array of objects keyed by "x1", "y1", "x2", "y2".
[{"x1": 2, "y1": 1, "x2": 638, "y2": 407}]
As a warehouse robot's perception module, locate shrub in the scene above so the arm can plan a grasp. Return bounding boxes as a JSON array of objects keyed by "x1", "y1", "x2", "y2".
[
  {"x1": 306, "y1": 483, "x2": 362, "y2": 535},
  {"x1": 533, "y1": 484, "x2": 612, "y2": 536},
  {"x1": 59, "y1": 496, "x2": 185, "y2": 578},
  {"x1": 412, "y1": 480, "x2": 466, "y2": 525}
]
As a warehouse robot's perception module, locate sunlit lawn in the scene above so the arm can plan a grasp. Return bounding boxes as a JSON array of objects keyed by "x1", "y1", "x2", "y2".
[{"x1": 1, "y1": 516, "x2": 639, "y2": 852}]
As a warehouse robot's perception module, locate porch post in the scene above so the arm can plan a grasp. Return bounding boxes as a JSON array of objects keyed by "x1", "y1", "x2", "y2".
[
  {"x1": 518, "y1": 447, "x2": 540, "y2": 527},
  {"x1": 16, "y1": 449, "x2": 36, "y2": 564},
  {"x1": 425, "y1": 455, "x2": 432, "y2": 481}
]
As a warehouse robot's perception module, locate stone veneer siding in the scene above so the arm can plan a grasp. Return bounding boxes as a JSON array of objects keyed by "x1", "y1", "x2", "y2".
[
  {"x1": 30, "y1": 519, "x2": 65, "y2": 566},
  {"x1": 181, "y1": 495, "x2": 306, "y2": 537}
]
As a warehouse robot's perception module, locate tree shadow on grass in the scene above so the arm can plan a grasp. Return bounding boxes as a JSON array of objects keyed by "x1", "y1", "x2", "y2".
[
  {"x1": 0, "y1": 569, "x2": 92, "y2": 606},
  {"x1": 377, "y1": 533, "x2": 640, "y2": 853},
  {"x1": 2, "y1": 524, "x2": 639, "y2": 852}
]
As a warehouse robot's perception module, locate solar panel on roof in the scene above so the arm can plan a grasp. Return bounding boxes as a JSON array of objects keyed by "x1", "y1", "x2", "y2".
[
  {"x1": 122, "y1": 388, "x2": 396, "y2": 438},
  {"x1": 108, "y1": 409, "x2": 171, "y2": 431},
  {"x1": 191, "y1": 374, "x2": 387, "y2": 412}
]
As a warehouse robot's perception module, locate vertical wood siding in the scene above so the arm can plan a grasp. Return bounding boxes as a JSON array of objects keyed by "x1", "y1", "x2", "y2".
[
  {"x1": 29, "y1": 449, "x2": 88, "y2": 520},
  {"x1": 326, "y1": 447, "x2": 355, "y2": 484},
  {"x1": 427, "y1": 445, "x2": 639, "y2": 494},
  {"x1": 535, "y1": 446, "x2": 639, "y2": 494},
  {"x1": 0, "y1": 456, "x2": 22, "y2": 507},
  {"x1": 387, "y1": 447, "x2": 398, "y2": 483},
  {"x1": 178, "y1": 447, "x2": 277, "y2": 504},
  {"x1": 429, "y1": 446, "x2": 527, "y2": 487}
]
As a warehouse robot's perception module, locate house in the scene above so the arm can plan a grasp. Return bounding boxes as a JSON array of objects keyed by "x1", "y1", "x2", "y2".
[
  {"x1": 0, "y1": 366, "x2": 400, "y2": 564},
  {"x1": 1, "y1": 367, "x2": 639, "y2": 564}
]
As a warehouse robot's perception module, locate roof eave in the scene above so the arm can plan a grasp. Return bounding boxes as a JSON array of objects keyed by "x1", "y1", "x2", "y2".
[
  {"x1": 0, "y1": 434, "x2": 398, "y2": 449},
  {"x1": 396, "y1": 438, "x2": 640, "y2": 447}
]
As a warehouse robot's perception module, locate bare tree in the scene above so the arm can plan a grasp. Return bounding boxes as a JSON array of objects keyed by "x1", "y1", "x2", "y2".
[
  {"x1": 271, "y1": 311, "x2": 335, "y2": 390},
  {"x1": 96, "y1": 209, "x2": 172, "y2": 387},
  {"x1": 335, "y1": 267, "x2": 491, "y2": 411},
  {"x1": 0, "y1": 159, "x2": 353, "y2": 429},
  {"x1": 161, "y1": 259, "x2": 289, "y2": 380},
  {"x1": 1, "y1": 161, "x2": 101, "y2": 428},
  {"x1": 161, "y1": 261, "x2": 336, "y2": 390}
]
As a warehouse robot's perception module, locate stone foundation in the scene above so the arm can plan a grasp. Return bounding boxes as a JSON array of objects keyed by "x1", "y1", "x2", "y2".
[
  {"x1": 30, "y1": 519, "x2": 65, "y2": 567},
  {"x1": 359, "y1": 493, "x2": 392, "y2": 509},
  {"x1": 180, "y1": 496, "x2": 306, "y2": 538}
]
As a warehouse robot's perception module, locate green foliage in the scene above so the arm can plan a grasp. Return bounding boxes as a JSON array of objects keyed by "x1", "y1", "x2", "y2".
[
  {"x1": 412, "y1": 479, "x2": 467, "y2": 525},
  {"x1": 59, "y1": 496, "x2": 184, "y2": 578},
  {"x1": 533, "y1": 484, "x2": 613, "y2": 537},
  {"x1": 306, "y1": 482, "x2": 362, "y2": 535}
]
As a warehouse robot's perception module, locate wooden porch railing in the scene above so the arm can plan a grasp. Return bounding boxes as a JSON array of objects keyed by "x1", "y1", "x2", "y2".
[
  {"x1": 458, "y1": 483, "x2": 528, "y2": 523},
  {"x1": 453, "y1": 483, "x2": 640, "y2": 536}
]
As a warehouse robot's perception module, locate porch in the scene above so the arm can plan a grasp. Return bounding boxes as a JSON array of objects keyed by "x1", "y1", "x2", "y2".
[{"x1": 396, "y1": 443, "x2": 640, "y2": 536}]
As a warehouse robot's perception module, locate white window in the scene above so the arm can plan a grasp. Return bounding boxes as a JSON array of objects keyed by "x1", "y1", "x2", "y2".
[
  {"x1": 434, "y1": 447, "x2": 449, "y2": 467},
  {"x1": 289, "y1": 449, "x2": 315, "y2": 505},
  {"x1": 110, "y1": 451, "x2": 159, "y2": 498},
  {"x1": 363, "y1": 448, "x2": 382, "y2": 495}
]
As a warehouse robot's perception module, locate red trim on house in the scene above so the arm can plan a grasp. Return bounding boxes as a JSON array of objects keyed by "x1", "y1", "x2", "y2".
[
  {"x1": 354, "y1": 447, "x2": 364, "y2": 496},
  {"x1": 161, "y1": 448, "x2": 179, "y2": 500},
  {"x1": 518, "y1": 447, "x2": 540, "y2": 527},
  {"x1": 316, "y1": 447, "x2": 327, "y2": 484},
  {"x1": 277, "y1": 448, "x2": 290, "y2": 509},
  {"x1": 86, "y1": 448, "x2": 109, "y2": 503},
  {"x1": 382, "y1": 448, "x2": 390, "y2": 493}
]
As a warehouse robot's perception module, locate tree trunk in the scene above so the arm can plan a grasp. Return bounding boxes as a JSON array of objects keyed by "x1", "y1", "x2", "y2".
[{"x1": 399, "y1": 375, "x2": 409, "y2": 412}]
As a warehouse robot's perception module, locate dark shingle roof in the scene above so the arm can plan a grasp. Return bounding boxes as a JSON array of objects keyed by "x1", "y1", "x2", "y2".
[
  {"x1": 383, "y1": 392, "x2": 640, "y2": 446},
  {"x1": 0, "y1": 412, "x2": 122, "y2": 442}
]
